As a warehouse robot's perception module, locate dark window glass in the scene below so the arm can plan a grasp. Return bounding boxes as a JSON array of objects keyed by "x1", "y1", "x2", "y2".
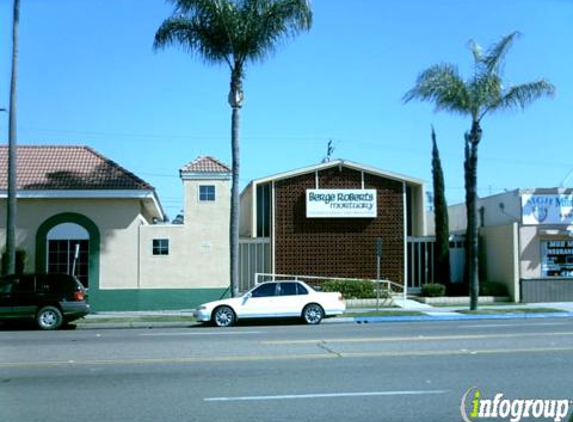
[
  {"x1": 279, "y1": 282, "x2": 297, "y2": 296},
  {"x1": 296, "y1": 283, "x2": 308, "y2": 295},
  {"x1": 13, "y1": 275, "x2": 35, "y2": 293},
  {"x1": 256, "y1": 183, "x2": 271, "y2": 237},
  {"x1": 45, "y1": 274, "x2": 76, "y2": 292},
  {"x1": 47, "y1": 240, "x2": 89, "y2": 288},
  {"x1": 153, "y1": 239, "x2": 169, "y2": 256},
  {"x1": 406, "y1": 185, "x2": 412, "y2": 236},
  {"x1": 36, "y1": 274, "x2": 51, "y2": 293},
  {"x1": 199, "y1": 185, "x2": 216, "y2": 202},
  {"x1": 251, "y1": 283, "x2": 277, "y2": 298},
  {"x1": 0, "y1": 282, "x2": 13, "y2": 294}
]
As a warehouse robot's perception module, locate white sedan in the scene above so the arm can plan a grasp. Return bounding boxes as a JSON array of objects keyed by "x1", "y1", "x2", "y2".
[{"x1": 194, "y1": 281, "x2": 345, "y2": 327}]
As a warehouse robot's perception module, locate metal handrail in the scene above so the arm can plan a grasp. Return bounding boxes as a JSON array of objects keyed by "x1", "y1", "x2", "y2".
[{"x1": 253, "y1": 272, "x2": 406, "y2": 302}]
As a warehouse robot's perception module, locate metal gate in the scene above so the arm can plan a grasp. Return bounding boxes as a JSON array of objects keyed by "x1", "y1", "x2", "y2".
[{"x1": 239, "y1": 238, "x2": 271, "y2": 292}]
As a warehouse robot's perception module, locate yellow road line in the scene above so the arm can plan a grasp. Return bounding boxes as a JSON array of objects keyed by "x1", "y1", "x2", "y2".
[
  {"x1": 262, "y1": 331, "x2": 573, "y2": 345},
  {"x1": 2, "y1": 346, "x2": 573, "y2": 369}
]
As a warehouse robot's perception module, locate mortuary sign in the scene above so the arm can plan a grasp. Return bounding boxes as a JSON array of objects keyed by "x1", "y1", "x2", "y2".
[
  {"x1": 521, "y1": 194, "x2": 573, "y2": 225},
  {"x1": 306, "y1": 189, "x2": 377, "y2": 218}
]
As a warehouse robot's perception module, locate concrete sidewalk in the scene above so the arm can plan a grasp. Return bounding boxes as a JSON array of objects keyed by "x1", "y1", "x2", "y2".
[{"x1": 74, "y1": 302, "x2": 573, "y2": 329}]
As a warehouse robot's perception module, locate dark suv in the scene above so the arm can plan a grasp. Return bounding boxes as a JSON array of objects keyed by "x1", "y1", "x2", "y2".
[{"x1": 0, "y1": 273, "x2": 90, "y2": 330}]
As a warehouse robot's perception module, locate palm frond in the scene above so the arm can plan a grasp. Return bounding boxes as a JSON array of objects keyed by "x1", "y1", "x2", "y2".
[
  {"x1": 154, "y1": 15, "x2": 233, "y2": 67},
  {"x1": 482, "y1": 31, "x2": 521, "y2": 75},
  {"x1": 155, "y1": 0, "x2": 312, "y2": 72},
  {"x1": 403, "y1": 64, "x2": 473, "y2": 117},
  {"x1": 470, "y1": 73, "x2": 502, "y2": 116},
  {"x1": 484, "y1": 79, "x2": 555, "y2": 116},
  {"x1": 235, "y1": 0, "x2": 312, "y2": 64}
]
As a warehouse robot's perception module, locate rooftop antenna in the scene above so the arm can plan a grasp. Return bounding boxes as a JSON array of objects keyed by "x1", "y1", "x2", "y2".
[{"x1": 322, "y1": 139, "x2": 334, "y2": 163}]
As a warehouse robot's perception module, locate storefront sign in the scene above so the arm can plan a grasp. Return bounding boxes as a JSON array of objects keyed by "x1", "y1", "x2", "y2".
[
  {"x1": 306, "y1": 189, "x2": 377, "y2": 218},
  {"x1": 541, "y1": 240, "x2": 573, "y2": 277},
  {"x1": 521, "y1": 194, "x2": 573, "y2": 225}
]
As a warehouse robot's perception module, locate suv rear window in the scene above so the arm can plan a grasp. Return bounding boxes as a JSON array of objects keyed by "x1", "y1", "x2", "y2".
[{"x1": 37, "y1": 273, "x2": 78, "y2": 293}]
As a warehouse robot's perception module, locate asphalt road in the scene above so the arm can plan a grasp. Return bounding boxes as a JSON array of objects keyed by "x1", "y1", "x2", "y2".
[{"x1": 1, "y1": 318, "x2": 573, "y2": 422}]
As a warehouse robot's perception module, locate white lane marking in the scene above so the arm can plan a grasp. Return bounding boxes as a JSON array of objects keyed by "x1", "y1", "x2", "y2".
[
  {"x1": 139, "y1": 331, "x2": 263, "y2": 337},
  {"x1": 205, "y1": 390, "x2": 447, "y2": 402},
  {"x1": 460, "y1": 322, "x2": 568, "y2": 329}
]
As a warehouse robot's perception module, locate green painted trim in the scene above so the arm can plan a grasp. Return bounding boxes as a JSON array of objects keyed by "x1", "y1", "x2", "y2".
[
  {"x1": 91, "y1": 288, "x2": 230, "y2": 311},
  {"x1": 35, "y1": 213, "x2": 101, "y2": 295}
]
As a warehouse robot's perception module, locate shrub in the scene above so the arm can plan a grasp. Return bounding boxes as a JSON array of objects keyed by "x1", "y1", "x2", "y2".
[
  {"x1": 421, "y1": 283, "x2": 446, "y2": 297},
  {"x1": 322, "y1": 279, "x2": 389, "y2": 299},
  {"x1": 1, "y1": 248, "x2": 27, "y2": 275},
  {"x1": 479, "y1": 281, "x2": 508, "y2": 297}
]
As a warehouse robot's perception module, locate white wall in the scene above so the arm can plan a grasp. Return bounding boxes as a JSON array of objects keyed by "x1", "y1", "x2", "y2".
[
  {"x1": 481, "y1": 223, "x2": 520, "y2": 302},
  {"x1": 0, "y1": 198, "x2": 146, "y2": 289},
  {"x1": 138, "y1": 177, "x2": 230, "y2": 289}
]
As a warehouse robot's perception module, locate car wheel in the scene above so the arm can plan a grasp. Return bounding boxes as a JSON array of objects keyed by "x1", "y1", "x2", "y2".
[
  {"x1": 302, "y1": 304, "x2": 324, "y2": 325},
  {"x1": 212, "y1": 306, "x2": 235, "y2": 327},
  {"x1": 36, "y1": 306, "x2": 63, "y2": 330}
]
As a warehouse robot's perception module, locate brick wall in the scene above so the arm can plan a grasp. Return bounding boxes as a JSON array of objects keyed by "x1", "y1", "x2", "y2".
[{"x1": 274, "y1": 167, "x2": 405, "y2": 285}]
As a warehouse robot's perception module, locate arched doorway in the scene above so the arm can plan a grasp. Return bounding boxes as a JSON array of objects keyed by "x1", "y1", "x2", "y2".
[
  {"x1": 46, "y1": 223, "x2": 90, "y2": 287},
  {"x1": 36, "y1": 213, "x2": 100, "y2": 291}
]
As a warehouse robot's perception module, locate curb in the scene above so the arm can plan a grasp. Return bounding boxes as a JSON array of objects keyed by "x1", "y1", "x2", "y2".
[
  {"x1": 75, "y1": 321, "x2": 199, "y2": 330},
  {"x1": 341, "y1": 312, "x2": 573, "y2": 324},
  {"x1": 73, "y1": 312, "x2": 573, "y2": 329}
]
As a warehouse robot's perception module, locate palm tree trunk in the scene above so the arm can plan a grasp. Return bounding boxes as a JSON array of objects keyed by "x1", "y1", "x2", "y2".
[
  {"x1": 228, "y1": 68, "x2": 243, "y2": 298},
  {"x1": 229, "y1": 105, "x2": 240, "y2": 297},
  {"x1": 465, "y1": 121, "x2": 482, "y2": 310},
  {"x1": 5, "y1": 0, "x2": 20, "y2": 276}
]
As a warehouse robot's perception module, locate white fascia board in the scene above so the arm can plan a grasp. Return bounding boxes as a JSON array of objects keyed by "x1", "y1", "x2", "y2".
[
  {"x1": 0, "y1": 189, "x2": 165, "y2": 220},
  {"x1": 0, "y1": 189, "x2": 155, "y2": 199},
  {"x1": 180, "y1": 172, "x2": 231, "y2": 181},
  {"x1": 147, "y1": 191, "x2": 166, "y2": 221},
  {"x1": 247, "y1": 159, "x2": 425, "y2": 188}
]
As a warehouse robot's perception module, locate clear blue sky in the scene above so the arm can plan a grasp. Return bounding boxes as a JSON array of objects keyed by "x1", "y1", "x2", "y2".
[{"x1": 1, "y1": 0, "x2": 571, "y2": 219}]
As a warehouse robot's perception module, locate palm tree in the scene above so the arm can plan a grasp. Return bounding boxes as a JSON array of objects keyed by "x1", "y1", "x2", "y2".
[
  {"x1": 4, "y1": 0, "x2": 20, "y2": 276},
  {"x1": 154, "y1": 0, "x2": 312, "y2": 297},
  {"x1": 404, "y1": 32, "x2": 554, "y2": 310}
]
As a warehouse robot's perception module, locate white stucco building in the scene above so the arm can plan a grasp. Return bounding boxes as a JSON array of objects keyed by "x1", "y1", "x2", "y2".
[{"x1": 0, "y1": 146, "x2": 230, "y2": 311}]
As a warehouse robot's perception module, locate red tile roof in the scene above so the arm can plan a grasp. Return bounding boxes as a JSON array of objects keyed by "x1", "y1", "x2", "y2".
[
  {"x1": 180, "y1": 156, "x2": 231, "y2": 174},
  {"x1": 0, "y1": 145, "x2": 154, "y2": 190}
]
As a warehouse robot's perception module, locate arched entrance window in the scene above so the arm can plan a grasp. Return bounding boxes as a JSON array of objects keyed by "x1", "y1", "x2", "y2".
[{"x1": 47, "y1": 223, "x2": 90, "y2": 287}]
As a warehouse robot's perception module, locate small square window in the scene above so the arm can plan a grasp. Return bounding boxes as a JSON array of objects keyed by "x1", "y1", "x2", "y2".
[
  {"x1": 199, "y1": 185, "x2": 216, "y2": 202},
  {"x1": 152, "y1": 239, "x2": 169, "y2": 256}
]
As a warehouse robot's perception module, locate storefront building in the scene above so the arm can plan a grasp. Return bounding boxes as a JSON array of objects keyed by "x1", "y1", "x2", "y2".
[
  {"x1": 446, "y1": 188, "x2": 573, "y2": 302},
  {"x1": 239, "y1": 159, "x2": 426, "y2": 290}
]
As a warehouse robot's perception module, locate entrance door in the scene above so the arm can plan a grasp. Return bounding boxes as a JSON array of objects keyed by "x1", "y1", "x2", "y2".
[{"x1": 47, "y1": 223, "x2": 89, "y2": 288}]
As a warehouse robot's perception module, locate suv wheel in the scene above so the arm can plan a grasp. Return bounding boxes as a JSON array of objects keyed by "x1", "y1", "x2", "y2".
[{"x1": 36, "y1": 306, "x2": 63, "y2": 330}]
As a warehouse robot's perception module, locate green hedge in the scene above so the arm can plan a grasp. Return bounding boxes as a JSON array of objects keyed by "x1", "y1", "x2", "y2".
[
  {"x1": 322, "y1": 279, "x2": 389, "y2": 299},
  {"x1": 421, "y1": 283, "x2": 446, "y2": 297},
  {"x1": 479, "y1": 281, "x2": 509, "y2": 297}
]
